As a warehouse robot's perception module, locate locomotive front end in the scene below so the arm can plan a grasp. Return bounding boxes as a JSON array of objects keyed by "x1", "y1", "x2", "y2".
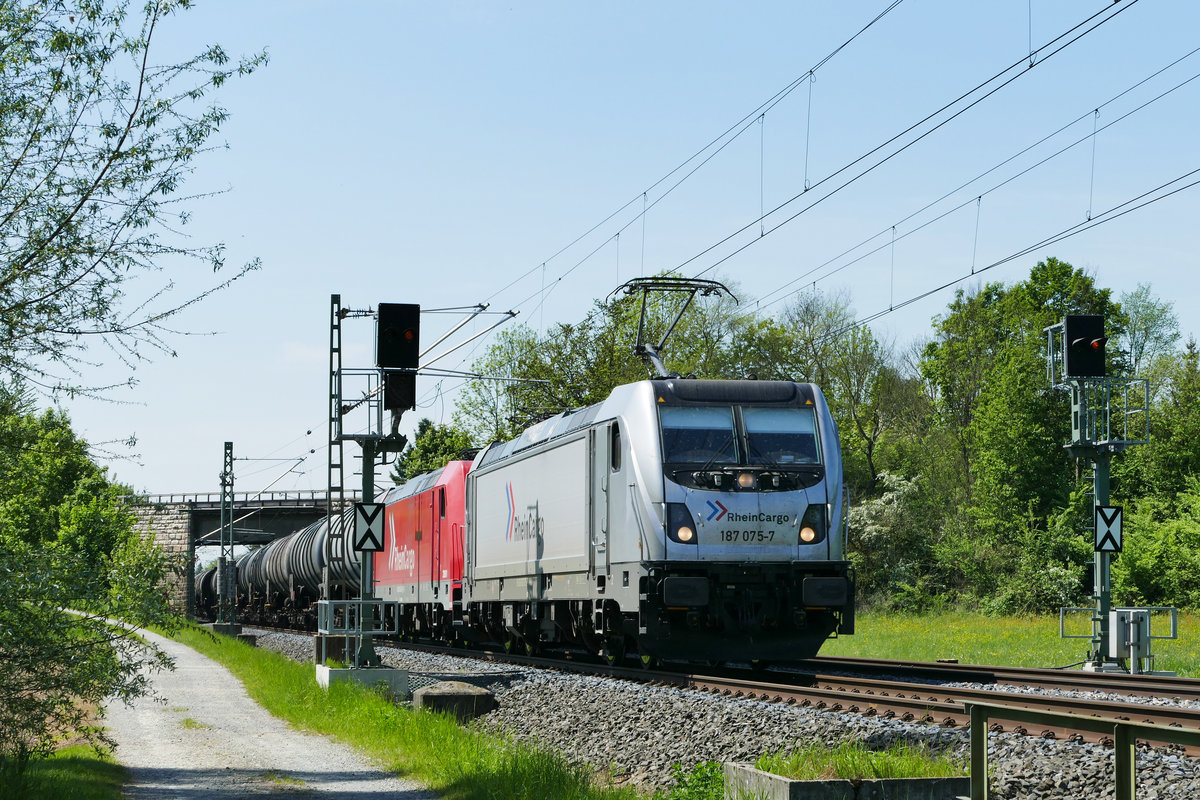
[{"x1": 641, "y1": 378, "x2": 854, "y2": 663}]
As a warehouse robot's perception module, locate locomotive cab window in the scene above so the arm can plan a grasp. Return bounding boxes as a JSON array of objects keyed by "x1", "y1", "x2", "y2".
[
  {"x1": 743, "y1": 407, "x2": 821, "y2": 465},
  {"x1": 610, "y1": 423, "x2": 622, "y2": 471},
  {"x1": 659, "y1": 406, "x2": 738, "y2": 465},
  {"x1": 438, "y1": 487, "x2": 446, "y2": 519}
]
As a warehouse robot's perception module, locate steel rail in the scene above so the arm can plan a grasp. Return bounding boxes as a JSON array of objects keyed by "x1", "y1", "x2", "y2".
[{"x1": 804, "y1": 655, "x2": 1200, "y2": 701}]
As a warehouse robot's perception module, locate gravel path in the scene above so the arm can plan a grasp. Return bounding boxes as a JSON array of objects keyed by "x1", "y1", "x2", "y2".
[{"x1": 104, "y1": 628, "x2": 438, "y2": 799}]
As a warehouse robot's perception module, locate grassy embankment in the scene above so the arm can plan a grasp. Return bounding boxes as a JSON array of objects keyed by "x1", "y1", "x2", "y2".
[
  {"x1": 171, "y1": 623, "x2": 645, "y2": 800},
  {"x1": 822, "y1": 611, "x2": 1200, "y2": 677}
]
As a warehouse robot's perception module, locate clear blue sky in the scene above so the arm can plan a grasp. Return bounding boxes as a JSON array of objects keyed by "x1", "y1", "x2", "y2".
[{"x1": 65, "y1": 0, "x2": 1200, "y2": 495}]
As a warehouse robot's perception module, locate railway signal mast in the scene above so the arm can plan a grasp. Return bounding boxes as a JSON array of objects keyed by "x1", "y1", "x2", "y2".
[
  {"x1": 318, "y1": 296, "x2": 413, "y2": 677},
  {"x1": 1046, "y1": 316, "x2": 1174, "y2": 673},
  {"x1": 317, "y1": 295, "x2": 519, "y2": 689}
]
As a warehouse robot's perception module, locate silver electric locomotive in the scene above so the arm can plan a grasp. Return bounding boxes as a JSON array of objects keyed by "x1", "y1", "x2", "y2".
[{"x1": 465, "y1": 377, "x2": 854, "y2": 665}]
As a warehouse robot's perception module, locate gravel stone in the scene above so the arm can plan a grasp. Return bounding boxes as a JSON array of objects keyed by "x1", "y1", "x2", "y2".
[{"x1": 251, "y1": 629, "x2": 1200, "y2": 798}]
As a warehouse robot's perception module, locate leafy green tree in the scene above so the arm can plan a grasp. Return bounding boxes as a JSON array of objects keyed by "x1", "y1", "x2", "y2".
[
  {"x1": 0, "y1": 388, "x2": 105, "y2": 548},
  {"x1": 920, "y1": 283, "x2": 1008, "y2": 488},
  {"x1": 0, "y1": 393, "x2": 175, "y2": 786},
  {"x1": 390, "y1": 418, "x2": 476, "y2": 484},
  {"x1": 1115, "y1": 339, "x2": 1200, "y2": 502},
  {"x1": 0, "y1": 1, "x2": 262, "y2": 783},
  {"x1": 0, "y1": 542, "x2": 175, "y2": 790},
  {"x1": 1119, "y1": 283, "x2": 1179, "y2": 377},
  {"x1": 919, "y1": 258, "x2": 1124, "y2": 604},
  {"x1": 0, "y1": 0, "x2": 265, "y2": 395},
  {"x1": 827, "y1": 325, "x2": 904, "y2": 496}
]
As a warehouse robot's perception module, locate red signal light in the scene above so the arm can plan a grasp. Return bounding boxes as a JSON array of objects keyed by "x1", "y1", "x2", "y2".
[{"x1": 1064, "y1": 315, "x2": 1106, "y2": 378}]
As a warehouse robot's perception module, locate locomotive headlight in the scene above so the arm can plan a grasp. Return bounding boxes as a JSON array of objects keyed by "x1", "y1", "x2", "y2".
[
  {"x1": 798, "y1": 503, "x2": 827, "y2": 545},
  {"x1": 737, "y1": 472, "x2": 757, "y2": 490},
  {"x1": 666, "y1": 503, "x2": 700, "y2": 545}
]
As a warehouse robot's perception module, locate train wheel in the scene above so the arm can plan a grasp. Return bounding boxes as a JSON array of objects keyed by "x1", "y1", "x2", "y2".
[
  {"x1": 637, "y1": 652, "x2": 660, "y2": 670},
  {"x1": 601, "y1": 636, "x2": 625, "y2": 666}
]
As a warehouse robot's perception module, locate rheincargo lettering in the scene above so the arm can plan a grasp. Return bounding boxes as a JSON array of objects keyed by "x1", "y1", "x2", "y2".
[{"x1": 725, "y1": 512, "x2": 790, "y2": 524}]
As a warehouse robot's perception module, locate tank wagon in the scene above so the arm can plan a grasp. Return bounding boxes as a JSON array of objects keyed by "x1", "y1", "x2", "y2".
[
  {"x1": 205, "y1": 377, "x2": 854, "y2": 665},
  {"x1": 201, "y1": 508, "x2": 362, "y2": 628}
]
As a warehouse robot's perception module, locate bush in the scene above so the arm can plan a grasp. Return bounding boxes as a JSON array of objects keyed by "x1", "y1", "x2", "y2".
[
  {"x1": 848, "y1": 473, "x2": 930, "y2": 602},
  {"x1": 1113, "y1": 481, "x2": 1200, "y2": 608}
]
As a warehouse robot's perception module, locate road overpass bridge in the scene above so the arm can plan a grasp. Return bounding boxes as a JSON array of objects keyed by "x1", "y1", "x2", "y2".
[{"x1": 131, "y1": 490, "x2": 361, "y2": 617}]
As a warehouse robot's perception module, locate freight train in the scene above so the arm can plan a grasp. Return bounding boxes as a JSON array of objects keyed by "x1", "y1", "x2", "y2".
[{"x1": 197, "y1": 377, "x2": 855, "y2": 665}]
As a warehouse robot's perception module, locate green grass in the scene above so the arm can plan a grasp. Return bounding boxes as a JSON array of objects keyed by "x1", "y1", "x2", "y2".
[
  {"x1": 179, "y1": 717, "x2": 211, "y2": 729},
  {"x1": 171, "y1": 623, "x2": 645, "y2": 800},
  {"x1": 755, "y1": 740, "x2": 966, "y2": 781},
  {"x1": 821, "y1": 611, "x2": 1200, "y2": 677},
  {"x1": 4, "y1": 746, "x2": 127, "y2": 800},
  {"x1": 258, "y1": 769, "x2": 307, "y2": 787}
]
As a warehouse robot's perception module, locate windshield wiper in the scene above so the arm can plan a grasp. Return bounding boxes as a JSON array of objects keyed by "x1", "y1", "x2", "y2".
[
  {"x1": 697, "y1": 433, "x2": 737, "y2": 472},
  {"x1": 746, "y1": 439, "x2": 781, "y2": 469}
]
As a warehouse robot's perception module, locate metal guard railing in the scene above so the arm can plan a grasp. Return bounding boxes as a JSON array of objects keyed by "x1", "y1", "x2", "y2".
[
  {"x1": 966, "y1": 700, "x2": 1200, "y2": 800},
  {"x1": 316, "y1": 599, "x2": 399, "y2": 636}
]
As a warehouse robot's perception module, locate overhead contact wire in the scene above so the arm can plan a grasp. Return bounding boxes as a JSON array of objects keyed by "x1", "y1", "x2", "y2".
[
  {"x1": 685, "y1": 0, "x2": 1139, "y2": 281},
  {"x1": 749, "y1": 31, "x2": 1198, "y2": 313}
]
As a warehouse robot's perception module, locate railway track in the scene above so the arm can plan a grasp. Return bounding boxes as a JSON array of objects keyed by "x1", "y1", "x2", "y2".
[
  {"x1": 241, "y1": 623, "x2": 1200, "y2": 752},
  {"x1": 804, "y1": 654, "x2": 1200, "y2": 703}
]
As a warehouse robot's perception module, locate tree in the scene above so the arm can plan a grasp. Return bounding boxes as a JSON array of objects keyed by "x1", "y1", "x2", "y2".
[
  {"x1": 390, "y1": 418, "x2": 475, "y2": 484},
  {"x1": 1112, "y1": 480, "x2": 1200, "y2": 608},
  {"x1": 762, "y1": 287, "x2": 857, "y2": 386},
  {"x1": 0, "y1": 385, "x2": 105, "y2": 548},
  {"x1": 0, "y1": 0, "x2": 265, "y2": 396},
  {"x1": 0, "y1": 389, "x2": 176, "y2": 787},
  {"x1": 0, "y1": 1, "x2": 261, "y2": 782},
  {"x1": 1115, "y1": 338, "x2": 1200, "y2": 502},
  {"x1": 920, "y1": 282, "x2": 1008, "y2": 490},
  {"x1": 0, "y1": 543, "x2": 176, "y2": 789},
  {"x1": 826, "y1": 325, "x2": 901, "y2": 496},
  {"x1": 1119, "y1": 283, "x2": 1179, "y2": 377},
  {"x1": 918, "y1": 258, "x2": 1124, "y2": 604}
]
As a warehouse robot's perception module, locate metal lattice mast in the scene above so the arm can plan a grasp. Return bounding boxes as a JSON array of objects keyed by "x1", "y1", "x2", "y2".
[
  {"x1": 217, "y1": 441, "x2": 235, "y2": 624},
  {"x1": 325, "y1": 295, "x2": 347, "y2": 601}
]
